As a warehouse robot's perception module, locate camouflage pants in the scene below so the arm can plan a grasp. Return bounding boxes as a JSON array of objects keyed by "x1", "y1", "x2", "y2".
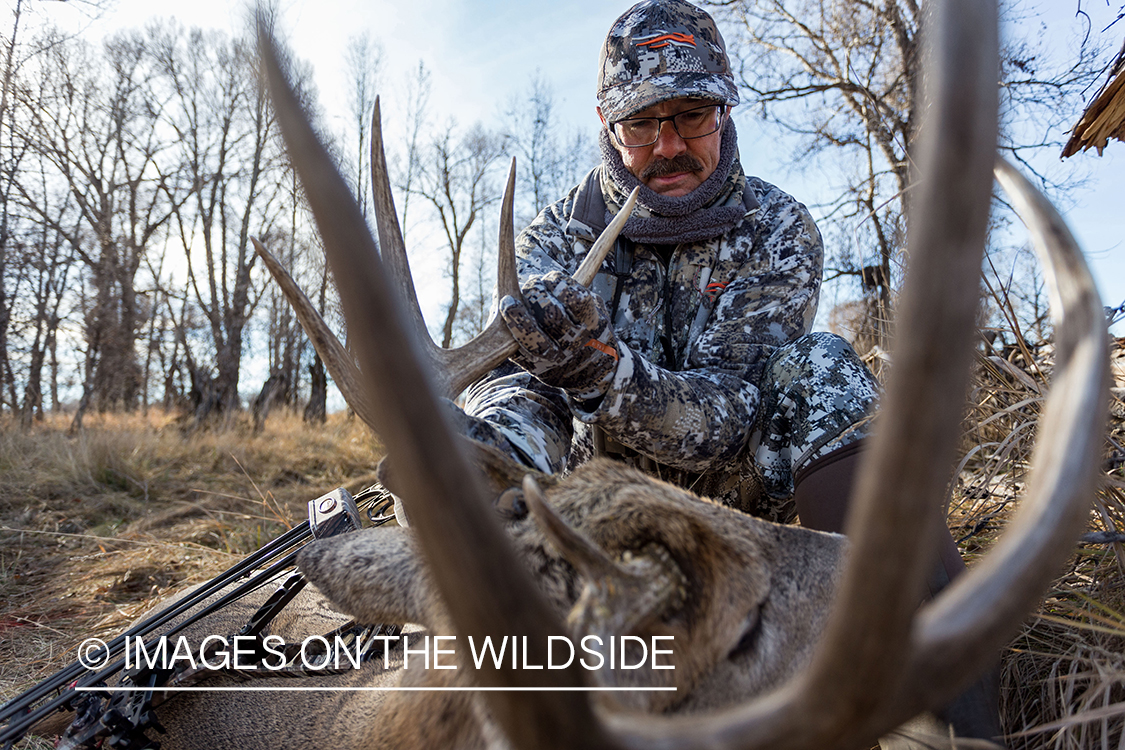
[
  {"x1": 738, "y1": 331, "x2": 879, "y2": 522},
  {"x1": 614, "y1": 332, "x2": 878, "y2": 523}
]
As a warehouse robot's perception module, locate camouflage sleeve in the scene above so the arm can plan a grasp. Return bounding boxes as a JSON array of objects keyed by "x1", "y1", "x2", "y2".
[
  {"x1": 461, "y1": 362, "x2": 575, "y2": 475},
  {"x1": 573, "y1": 181, "x2": 823, "y2": 473},
  {"x1": 692, "y1": 179, "x2": 823, "y2": 385}
]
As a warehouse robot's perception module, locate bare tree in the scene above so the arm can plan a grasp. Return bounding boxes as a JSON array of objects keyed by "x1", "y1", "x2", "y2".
[
  {"x1": 16, "y1": 30, "x2": 183, "y2": 422},
  {"x1": 0, "y1": 0, "x2": 101, "y2": 412},
  {"x1": 139, "y1": 252, "x2": 165, "y2": 415},
  {"x1": 503, "y1": 72, "x2": 597, "y2": 225},
  {"x1": 451, "y1": 218, "x2": 493, "y2": 346},
  {"x1": 277, "y1": 171, "x2": 335, "y2": 427},
  {"x1": 343, "y1": 32, "x2": 381, "y2": 218},
  {"x1": 255, "y1": 227, "x2": 303, "y2": 431},
  {"x1": 0, "y1": 0, "x2": 27, "y2": 411},
  {"x1": 705, "y1": 0, "x2": 1105, "y2": 347},
  {"x1": 504, "y1": 72, "x2": 560, "y2": 223},
  {"x1": 157, "y1": 25, "x2": 295, "y2": 417},
  {"x1": 409, "y1": 120, "x2": 505, "y2": 348},
  {"x1": 396, "y1": 60, "x2": 431, "y2": 240},
  {"x1": 271, "y1": 30, "x2": 382, "y2": 425},
  {"x1": 302, "y1": 240, "x2": 332, "y2": 424},
  {"x1": 15, "y1": 154, "x2": 75, "y2": 426},
  {"x1": 147, "y1": 280, "x2": 199, "y2": 414}
]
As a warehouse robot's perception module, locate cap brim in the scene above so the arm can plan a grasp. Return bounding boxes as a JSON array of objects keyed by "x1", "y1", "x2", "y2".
[{"x1": 599, "y1": 71, "x2": 739, "y2": 122}]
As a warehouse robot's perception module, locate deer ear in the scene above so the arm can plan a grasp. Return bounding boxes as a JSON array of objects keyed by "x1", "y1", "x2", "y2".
[{"x1": 298, "y1": 527, "x2": 442, "y2": 628}]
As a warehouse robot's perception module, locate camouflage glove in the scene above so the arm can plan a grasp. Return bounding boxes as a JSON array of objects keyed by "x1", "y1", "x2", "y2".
[{"x1": 499, "y1": 271, "x2": 620, "y2": 401}]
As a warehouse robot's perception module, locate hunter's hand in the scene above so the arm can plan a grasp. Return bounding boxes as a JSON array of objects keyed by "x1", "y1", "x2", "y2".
[{"x1": 500, "y1": 271, "x2": 620, "y2": 400}]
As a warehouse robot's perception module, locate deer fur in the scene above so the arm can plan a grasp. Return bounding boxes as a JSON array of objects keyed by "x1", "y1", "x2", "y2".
[{"x1": 58, "y1": 460, "x2": 842, "y2": 750}]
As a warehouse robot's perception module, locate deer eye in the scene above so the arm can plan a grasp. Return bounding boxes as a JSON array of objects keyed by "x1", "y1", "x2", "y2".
[{"x1": 728, "y1": 609, "x2": 762, "y2": 659}]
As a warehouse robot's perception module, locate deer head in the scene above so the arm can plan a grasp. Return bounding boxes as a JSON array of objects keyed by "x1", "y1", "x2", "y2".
[{"x1": 254, "y1": 0, "x2": 1110, "y2": 745}]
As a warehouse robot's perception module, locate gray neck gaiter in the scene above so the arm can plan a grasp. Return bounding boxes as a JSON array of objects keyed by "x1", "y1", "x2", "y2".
[{"x1": 599, "y1": 120, "x2": 745, "y2": 245}]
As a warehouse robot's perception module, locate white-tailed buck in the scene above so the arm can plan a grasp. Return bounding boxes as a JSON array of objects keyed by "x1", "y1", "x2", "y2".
[{"x1": 29, "y1": 1, "x2": 1109, "y2": 749}]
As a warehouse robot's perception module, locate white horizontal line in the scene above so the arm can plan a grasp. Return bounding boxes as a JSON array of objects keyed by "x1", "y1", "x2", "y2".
[{"x1": 75, "y1": 686, "x2": 676, "y2": 692}]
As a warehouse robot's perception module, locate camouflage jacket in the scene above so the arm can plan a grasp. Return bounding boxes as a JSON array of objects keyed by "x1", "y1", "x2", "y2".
[{"x1": 465, "y1": 164, "x2": 823, "y2": 479}]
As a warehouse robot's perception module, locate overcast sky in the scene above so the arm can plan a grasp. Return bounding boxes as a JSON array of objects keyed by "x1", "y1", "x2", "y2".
[{"x1": 40, "y1": 0, "x2": 1125, "y2": 336}]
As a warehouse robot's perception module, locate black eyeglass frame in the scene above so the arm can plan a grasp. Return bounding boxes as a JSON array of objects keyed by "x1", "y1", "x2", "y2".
[{"x1": 609, "y1": 103, "x2": 728, "y2": 149}]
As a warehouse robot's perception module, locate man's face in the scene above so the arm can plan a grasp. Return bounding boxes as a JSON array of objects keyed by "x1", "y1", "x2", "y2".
[{"x1": 600, "y1": 98, "x2": 727, "y2": 197}]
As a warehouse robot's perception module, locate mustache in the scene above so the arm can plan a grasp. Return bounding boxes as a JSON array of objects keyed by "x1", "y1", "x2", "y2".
[{"x1": 641, "y1": 154, "x2": 704, "y2": 181}]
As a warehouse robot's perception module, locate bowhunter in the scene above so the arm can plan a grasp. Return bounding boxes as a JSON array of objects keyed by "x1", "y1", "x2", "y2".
[
  {"x1": 449, "y1": 0, "x2": 1000, "y2": 742},
  {"x1": 462, "y1": 0, "x2": 874, "y2": 536}
]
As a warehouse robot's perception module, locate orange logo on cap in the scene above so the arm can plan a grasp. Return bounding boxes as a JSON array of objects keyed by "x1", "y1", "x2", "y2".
[{"x1": 636, "y1": 32, "x2": 696, "y2": 50}]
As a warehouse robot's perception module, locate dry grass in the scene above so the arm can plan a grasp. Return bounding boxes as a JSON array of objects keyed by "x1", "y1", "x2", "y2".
[
  {"x1": 2, "y1": 339, "x2": 1124, "y2": 747},
  {"x1": 949, "y1": 337, "x2": 1125, "y2": 748},
  {"x1": 0, "y1": 409, "x2": 381, "y2": 714}
]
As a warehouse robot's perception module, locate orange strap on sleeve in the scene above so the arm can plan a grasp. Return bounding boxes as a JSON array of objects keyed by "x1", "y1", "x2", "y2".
[{"x1": 585, "y1": 339, "x2": 618, "y2": 360}]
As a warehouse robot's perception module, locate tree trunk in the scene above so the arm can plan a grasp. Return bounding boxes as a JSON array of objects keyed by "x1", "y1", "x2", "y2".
[
  {"x1": 0, "y1": 261, "x2": 8, "y2": 413},
  {"x1": 69, "y1": 343, "x2": 97, "y2": 434},
  {"x1": 304, "y1": 354, "x2": 327, "y2": 424},
  {"x1": 251, "y1": 372, "x2": 289, "y2": 433},
  {"x1": 48, "y1": 324, "x2": 59, "y2": 413},
  {"x1": 19, "y1": 320, "x2": 46, "y2": 428},
  {"x1": 187, "y1": 360, "x2": 222, "y2": 426}
]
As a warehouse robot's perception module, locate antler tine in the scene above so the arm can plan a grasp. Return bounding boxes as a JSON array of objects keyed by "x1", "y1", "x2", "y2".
[
  {"x1": 258, "y1": 24, "x2": 616, "y2": 750},
  {"x1": 574, "y1": 186, "x2": 639, "y2": 287},
  {"x1": 899, "y1": 157, "x2": 1108, "y2": 707},
  {"x1": 497, "y1": 158, "x2": 521, "y2": 300},
  {"x1": 252, "y1": 239, "x2": 379, "y2": 430},
  {"x1": 369, "y1": 97, "x2": 432, "y2": 347}
]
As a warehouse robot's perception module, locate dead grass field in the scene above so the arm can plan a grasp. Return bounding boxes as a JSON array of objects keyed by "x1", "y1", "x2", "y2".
[
  {"x1": 1, "y1": 339, "x2": 1123, "y2": 748},
  {"x1": 0, "y1": 411, "x2": 381, "y2": 709},
  {"x1": 949, "y1": 337, "x2": 1125, "y2": 749}
]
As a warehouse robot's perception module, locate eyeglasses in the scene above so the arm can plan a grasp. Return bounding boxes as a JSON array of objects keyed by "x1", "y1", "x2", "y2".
[{"x1": 610, "y1": 104, "x2": 726, "y2": 148}]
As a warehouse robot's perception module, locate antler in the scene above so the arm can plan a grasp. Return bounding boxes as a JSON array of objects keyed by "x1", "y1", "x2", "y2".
[
  {"x1": 367, "y1": 98, "x2": 637, "y2": 397},
  {"x1": 256, "y1": 101, "x2": 637, "y2": 410},
  {"x1": 591, "y1": 1, "x2": 1005, "y2": 744},
  {"x1": 597, "y1": 1, "x2": 1110, "y2": 748},
  {"x1": 900, "y1": 155, "x2": 1109, "y2": 705},
  {"x1": 257, "y1": 0, "x2": 1109, "y2": 743}
]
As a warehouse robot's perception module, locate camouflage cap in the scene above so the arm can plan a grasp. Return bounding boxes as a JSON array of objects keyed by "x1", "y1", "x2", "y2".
[{"x1": 598, "y1": 0, "x2": 740, "y2": 123}]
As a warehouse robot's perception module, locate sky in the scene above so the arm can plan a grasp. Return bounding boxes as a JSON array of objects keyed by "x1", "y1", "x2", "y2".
[{"x1": 38, "y1": 0, "x2": 1125, "y2": 341}]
